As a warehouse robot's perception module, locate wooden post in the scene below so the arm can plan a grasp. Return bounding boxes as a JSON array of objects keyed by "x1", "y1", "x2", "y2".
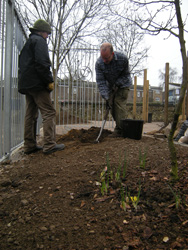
[
  {"x1": 133, "y1": 76, "x2": 137, "y2": 119},
  {"x1": 164, "y1": 63, "x2": 169, "y2": 125},
  {"x1": 146, "y1": 80, "x2": 149, "y2": 122},
  {"x1": 142, "y1": 69, "x2": 147, "y2": 122}
]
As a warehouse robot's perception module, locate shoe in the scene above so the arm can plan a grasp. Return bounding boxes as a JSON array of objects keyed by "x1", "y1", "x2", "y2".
[
  {"x1": 108, "y1": 131, "x2": 122, "y2": 138},
  {"x1": 43, "y1": 144, "x2": 65, "y2": 155},
  {"x1": 24, "y1": 146, "x2": 43, "y2": 155}
]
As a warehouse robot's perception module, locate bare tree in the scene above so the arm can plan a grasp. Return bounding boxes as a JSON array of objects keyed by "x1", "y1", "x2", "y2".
[
  {"x1": 96, "y1": 21, "x2": 149, "y2": 76},
  {"x1": 15, "y1": 0, "x2": 110, "y2": 73},
  {"x1": 159, "y1": 66, "x2": 182, "y2": 90},
  {"x1": 121, "y1": 0, "x2": 187, "y2": 180},
  {"x1": 15, "y1": 0, "x2": 111, "y2": 109}
]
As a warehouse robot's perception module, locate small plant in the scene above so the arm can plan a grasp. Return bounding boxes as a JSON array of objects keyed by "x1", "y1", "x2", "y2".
[
  {"x1": 106, "y1": 153, "x2": 114, "y2": 187},
  {"x1": 122, "y1": 151, "x2": 127, "y2": 179},
  {"x1": 100, "y1": 167, "x2": 108, "y2": 196},
  {"x1": 106, "y1": 153, "x2": 110, "y2": 188},
  {"x1": 101, "y1": 178, "x2": 107, "y2": 196},
  {"x1": 115, "y1": 154, "x2": 122, "y2": 182},
  {"x1": 168, "y1": 184, "x2": 181, "y2": 209},
  {"x1": 130, "y1": 178, "x2": 141, "y2": 210},
  {"x1": 115, "y1": 151, "x2": 127, "y2": 181},
  {"x1": 120, "y1": 185, "x2": 129, "y2": 211},
  {"x1": 139, "y1": 149, "x2": 147, "y2": 169},
  {"x1": 120, "y1": 184, "x2": 126, "y2": 211},
  {"x1": 130, "y1": 196, "x2": 139, "y2": 209}
]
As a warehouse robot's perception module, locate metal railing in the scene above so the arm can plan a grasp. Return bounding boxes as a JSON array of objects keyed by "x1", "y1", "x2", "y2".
[
  {"x1": 0, "y1": 0, "x2": 27, "y2": 161},
  {"x1": 0, "y1": 1, "x2": 114, "y2": 162},
  {"x1": 54, "y1": 46, "x2": 114, "y2": 128}
]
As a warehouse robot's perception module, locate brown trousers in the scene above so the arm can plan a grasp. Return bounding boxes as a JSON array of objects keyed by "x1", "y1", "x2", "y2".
[
  {"x1": 110, "y1": 87, "x2": 129, "y2": 132},
  {"x1": 24, "y1": 89, "x2": 56, "y2": 153}
]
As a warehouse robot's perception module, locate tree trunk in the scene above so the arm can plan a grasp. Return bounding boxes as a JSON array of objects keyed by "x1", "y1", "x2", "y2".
[{"x1": 168, "y1": 0, "x2": 187, "y2": 180}]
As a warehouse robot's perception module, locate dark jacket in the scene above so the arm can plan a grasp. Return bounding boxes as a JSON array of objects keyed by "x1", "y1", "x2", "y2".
[{"x1": 18, "y1": 33, "x2": 53, "y2": 94}]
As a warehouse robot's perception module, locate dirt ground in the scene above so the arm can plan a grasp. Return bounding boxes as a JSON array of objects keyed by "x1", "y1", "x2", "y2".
[{"x1": 0, "y1": 126, "x2": 188, "y2": 250}]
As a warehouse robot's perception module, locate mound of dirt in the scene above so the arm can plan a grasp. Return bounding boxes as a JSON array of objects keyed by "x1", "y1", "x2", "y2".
[
  {"x1": 0, "y1": 128, "x2": 188, "y2": 250},
  {"x1": 58, "y1": 126, "x2": 112, "y2": 143}
]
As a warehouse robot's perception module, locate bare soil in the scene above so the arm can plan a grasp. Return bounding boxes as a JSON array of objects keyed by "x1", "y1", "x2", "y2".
[{"x1": 0, "y1": 127, "x2": 188, "y2": 250}]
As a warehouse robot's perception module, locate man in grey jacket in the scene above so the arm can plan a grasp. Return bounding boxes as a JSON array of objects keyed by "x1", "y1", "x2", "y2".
[
  {"x1": 18, "y1": 19, "x2": 65, "y2": 154},
  {"x1": 95, "y1": 42, "x2": 132, "y2": 137}
]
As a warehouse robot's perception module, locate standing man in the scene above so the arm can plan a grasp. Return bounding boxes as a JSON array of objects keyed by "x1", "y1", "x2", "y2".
[
  {"x1": 95, "y1": 42, "x2": 132, "y2": 137},
  {"x1": 18, "y1": 19, "x2": 65, "y2": 155}
]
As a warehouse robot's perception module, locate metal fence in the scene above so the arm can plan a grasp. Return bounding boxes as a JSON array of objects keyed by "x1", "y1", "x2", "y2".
[
  {"x1": 0, "y1": 0, "x2": 27, "y2": 161},
  {"x1": 0, "y1": 1, "x2": 114, "y2": 162},
  {"x1": 54, "y1": 46, "x2": 114, "y2": 128}
]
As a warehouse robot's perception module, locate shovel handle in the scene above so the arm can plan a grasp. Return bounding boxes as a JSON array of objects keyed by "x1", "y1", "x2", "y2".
[{"x1": 95, "y1": 108, "x2": 110, "y2": 142}]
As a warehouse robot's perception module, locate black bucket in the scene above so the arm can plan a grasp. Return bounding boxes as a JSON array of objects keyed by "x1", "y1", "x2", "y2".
[{"x1": 121, "y1": 119, "x2": 144, "y2": 140}]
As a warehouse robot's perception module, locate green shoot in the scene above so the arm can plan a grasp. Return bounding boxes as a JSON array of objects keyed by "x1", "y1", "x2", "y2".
[
  {"x1": 168, "y1": 185, "x2": 181, "y2": 209},
  {"x1": 115, "y1": 153, "x2": 122, "y2": 181},
  {"x1": 106, "y1": 153, "x2": 110, "y2": 187},
  {"x1": 110, "y1": 170, "x2": 113, "y2": 181},
  {"x1": 101, "y1": 178, "x2": 107, "y2": 196},
  {"x1": 130, "y1": 178, "x2": 141, "y2": 210},
  {"x1": 100, "y1": 165, "x2": 108, "y2": 196},
  {"x1": 139, "y1": 149, "x2": 147, "y2": 169},
  {"x1": 123, "y1": 151, "x2": 127, "y2": 179},
  {"x1": 120, "y1": 184, "x2": 126, "y2": 211}
]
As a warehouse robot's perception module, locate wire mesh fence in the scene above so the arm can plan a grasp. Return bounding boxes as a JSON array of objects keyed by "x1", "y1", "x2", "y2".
[
  {"x1": 0, "y1": 1, "x2": 114, "y2": 162},
  {"x1": 54, "y1": 45, "x2": 114, "y2": 129},
  {"x1": 0, "y1": 0, "x2": 27, "y2": 161}
]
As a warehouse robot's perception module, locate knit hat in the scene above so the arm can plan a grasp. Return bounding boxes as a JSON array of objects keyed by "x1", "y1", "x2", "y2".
[{"x1": 29, "y1": 19, "x2": 51, "y2": 34}]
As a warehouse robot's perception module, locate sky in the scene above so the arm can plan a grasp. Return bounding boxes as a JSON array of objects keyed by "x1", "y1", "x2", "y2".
[{"x1": 137, "y1": 0, "x2": 188, "y2": 87}]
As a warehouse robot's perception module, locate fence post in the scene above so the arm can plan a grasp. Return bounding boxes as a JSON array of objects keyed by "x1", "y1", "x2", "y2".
[
  {"x1": 133, "y1": 76, "x2": 137, "y2": 119},
  {"x1": 4, "y1": 0, "x2": 14, "y2": 158},
  {"x1": 142, "y1": 69, "x2": 147, "y2": 122},
  {"x1": 146, "y1": 80, "x2": 149, "y2": 122},
  {"x1": 164, "y1": 63, "x2": 169, "y2": 125}
]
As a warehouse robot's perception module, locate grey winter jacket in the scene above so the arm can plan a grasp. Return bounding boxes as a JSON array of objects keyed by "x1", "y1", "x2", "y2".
[{"x1": 95, "y1": 51, "x2": 132, "y2": 100}]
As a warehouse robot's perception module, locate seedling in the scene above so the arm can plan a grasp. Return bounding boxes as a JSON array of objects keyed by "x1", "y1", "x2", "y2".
[
  {"x1": 101, "y1": 178, "x2": 107, "y2": 196},
  {"x1": 120, "y1": 184, "x2": 126, "y2": 211},
  {"x1": 115, "y1": 151, "x2": 127, "y2": 181},
  {"x1": 115, "y1": 154, "x2": 122, "y2": 182},
  {"x1": 139, "y1": 149, "x2": 147, "y2": 169},
  {"x1": 106, "y1": 153, "x2": 111, "y2": 187},
  {"x1": 122, "y1": 151, "x2": 127, "y2": 179},
  {"x1": 120, "y1": 185, "x2": 129, "y2": 211},
  {"x1": 100, "y1": 167, "x2": 108, "y2": 195},
  {"x1": 130, "y1": 178, "x2": 141, "y2": 210},
  {"x1": 168, "y1": 184, "x2": 181, "y2": 209}
]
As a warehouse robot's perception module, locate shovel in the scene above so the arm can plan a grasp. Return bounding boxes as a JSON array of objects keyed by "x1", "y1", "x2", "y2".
[
  {"x1": 95, "y1": 106, "x2": 110, "y2": 143},
  {"x1": 95, "y1": 87, "x2": 118, "y2": 143}
]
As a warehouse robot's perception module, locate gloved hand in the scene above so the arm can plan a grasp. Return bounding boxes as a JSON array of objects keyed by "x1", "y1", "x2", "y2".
[
  {"x1": 47, "y1": 83, "x2": 54, "y2": 92},
  {"x1": 106, "y1": 87, "x2": 118, "y2": 109},
  {"x1": 106, "y1": 99, "x2": 113, "y2": 109}
]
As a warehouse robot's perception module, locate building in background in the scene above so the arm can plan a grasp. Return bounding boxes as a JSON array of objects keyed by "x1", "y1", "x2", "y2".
[{"x1": 127, "y1": 85, "x2": 163, "y2": 103}]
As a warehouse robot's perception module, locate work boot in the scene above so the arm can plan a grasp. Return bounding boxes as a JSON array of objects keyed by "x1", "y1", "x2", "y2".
[
  {"x1": 43, "y1": 144, "x2": 65, "y2": 155},
  {"x1": 24, "y1": 145, "x2": 43, "y2": 155}
]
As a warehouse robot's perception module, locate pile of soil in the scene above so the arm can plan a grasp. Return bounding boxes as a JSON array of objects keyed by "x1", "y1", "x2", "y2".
[{"x1": 0, "y1": 127, "x2": 188, "y2": 250}]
